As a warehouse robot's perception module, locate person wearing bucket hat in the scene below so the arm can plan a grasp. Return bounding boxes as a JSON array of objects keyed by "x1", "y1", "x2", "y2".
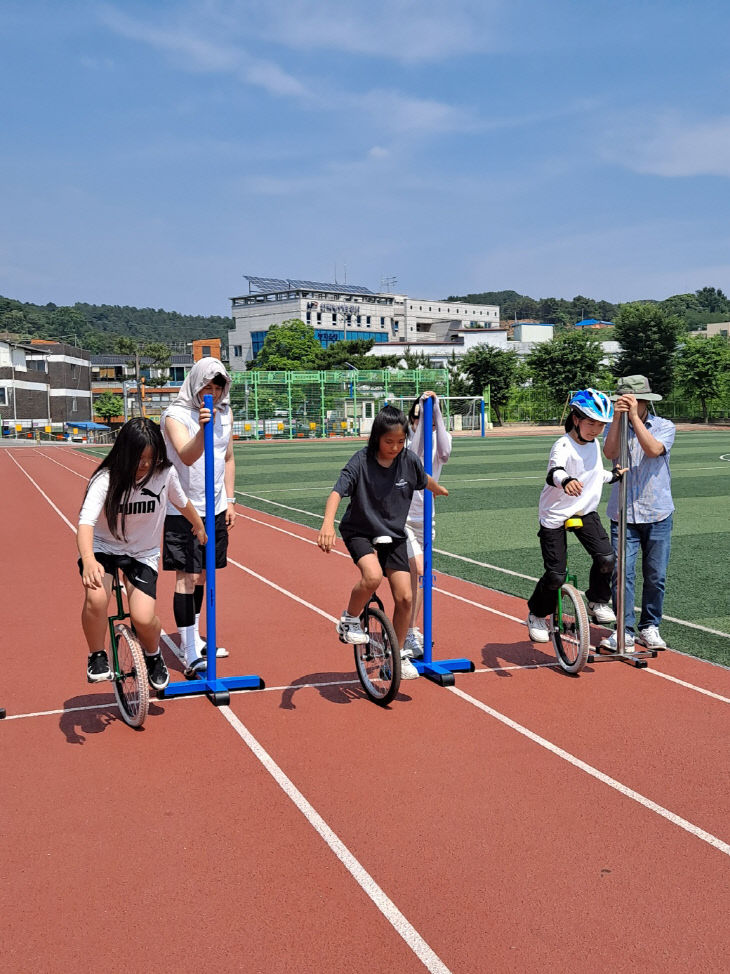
[{"x1": 601, "y1": 374, "x2": 675, "y2": 652}]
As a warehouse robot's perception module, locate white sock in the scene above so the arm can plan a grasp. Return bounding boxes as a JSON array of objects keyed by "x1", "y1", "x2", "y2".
[
  {"x1": 179, "y1": 625, "x2": 198, "y2": 666},
  {"x1": 343, "y1": 610, "x2": 360, "y2": 622},
  {"x1": 194, "y1": 613, "x2": 206, "y2": 652}
]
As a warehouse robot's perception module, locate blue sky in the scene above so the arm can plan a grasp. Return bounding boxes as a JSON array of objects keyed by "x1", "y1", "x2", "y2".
[{"x1": 2, "y1": 0, "x2": 730, "y2": 316}]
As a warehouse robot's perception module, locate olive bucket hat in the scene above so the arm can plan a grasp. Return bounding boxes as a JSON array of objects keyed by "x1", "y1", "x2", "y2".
[{"x1": 611, "y1": 374, "x2": 663, "y2": 402}]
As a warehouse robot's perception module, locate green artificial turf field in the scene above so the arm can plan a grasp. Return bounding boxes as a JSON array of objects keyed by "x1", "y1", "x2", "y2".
[{"x1": 233, "y1": 430, "x2": 730, "y2": 666}]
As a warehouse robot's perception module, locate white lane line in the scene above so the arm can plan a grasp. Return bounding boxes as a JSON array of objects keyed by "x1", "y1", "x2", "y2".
[
  {"x1": 11, "y1": 450, "x2": 730, "y2": 869},
  {"x1": 449, "y1": 685, "x2": 730, "y2": 858},
  {"x1": 645, "y1": 669, "x2": 730, "y2": 703},
  {"x1": 5, "y1": 451, "x2": 76, "y2": 530},
  {"x1": 6, "y1": 455, "x2": 453, "y2": 972},
  {"x1": 222, "y1": 705, "x2": 453, "y2": 974},
  {"x1": 18, "y1": 454, "x2": 730, "y2": 641},
  {"x1": 235, "y1": 492, "x2": 730, "y2": 640}
]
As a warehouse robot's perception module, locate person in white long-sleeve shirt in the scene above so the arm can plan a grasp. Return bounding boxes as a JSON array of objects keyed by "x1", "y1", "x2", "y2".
[
  {"x1": 403, "y1": 391, "x2": 452, "y2": 659},
  {"x1": 526, "y1": 389, "x2": 625, "y2": 644}
]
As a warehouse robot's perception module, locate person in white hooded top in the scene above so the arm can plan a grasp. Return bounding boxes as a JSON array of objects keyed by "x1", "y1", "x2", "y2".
[
  {"x1": 403, "y1": 391, "x2": 452, "y2": 659},
  {"x1": 161, "y1": 358, "x2": 236, "y2": 671}
]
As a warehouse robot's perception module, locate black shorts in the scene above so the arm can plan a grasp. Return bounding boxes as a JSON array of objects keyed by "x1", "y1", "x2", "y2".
[
  {"x1": 162, "y1": 511, "x2": 229, "y2": 574},
  {"x1": 77, "y1": 552, "x2": 158, "y2": 599},
  {"x1": 341, "y1": 534, "x2": 410, "y2": 574}
]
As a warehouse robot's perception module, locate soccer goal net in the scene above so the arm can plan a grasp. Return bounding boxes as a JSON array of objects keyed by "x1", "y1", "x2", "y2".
[{"x1": 389, "y1": 395, "x2": 484, "y2": 432}]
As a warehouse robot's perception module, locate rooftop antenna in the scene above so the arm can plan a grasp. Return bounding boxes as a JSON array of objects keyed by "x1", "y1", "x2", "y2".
[{"x1": 381, "y1": 275, "x2": 397, "y2": 293}]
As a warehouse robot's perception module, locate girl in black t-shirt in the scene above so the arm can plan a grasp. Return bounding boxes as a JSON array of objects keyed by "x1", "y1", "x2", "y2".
[{"x1": 318, "y1": 405, "x2": 448, "y2": 679}]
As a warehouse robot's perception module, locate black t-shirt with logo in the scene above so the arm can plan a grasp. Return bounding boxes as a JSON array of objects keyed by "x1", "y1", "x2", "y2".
[{"x1": 333, "y1": 447, "x2": 428, "y2": 541}]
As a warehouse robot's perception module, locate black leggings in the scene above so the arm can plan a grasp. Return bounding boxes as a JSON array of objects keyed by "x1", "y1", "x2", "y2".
[{"x1": 528, "y1": 511, "x2": 614, "y2": 618}]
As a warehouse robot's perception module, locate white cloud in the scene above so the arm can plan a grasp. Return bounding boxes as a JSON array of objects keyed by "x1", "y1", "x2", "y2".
[
  {"x1": 99, "y1": 4, "x2": 308, "y2": 98},
  {"x1": 221, "y1": 0, "x2": 502, "y2": 61},
  {"x1": 601, "y1": 112, "x2": 730, "y2": 178}
]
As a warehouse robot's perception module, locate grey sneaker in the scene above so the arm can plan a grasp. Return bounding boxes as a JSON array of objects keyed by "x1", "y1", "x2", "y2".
[
  {"x1": 527, "y1": 613, "x2": 550, "y2": 643},
  {"x1": 400, "y1": 654, "x2": 420, "y2": 680},
  {"x1": 587, "y1": 601, "x2": 616, "y2": 624},
  {"x1": 599, "y1": 631, "x2": 635, "y2": 652},
  {"x1": 637, "y1": 625, "x2": 667, "y2": 649},
  {"x1": 336, "y1": 616, "x2": 369, "y2": 645},
  {"x1": 403, "y1": 631, "x2": 424, "y2": 659}
]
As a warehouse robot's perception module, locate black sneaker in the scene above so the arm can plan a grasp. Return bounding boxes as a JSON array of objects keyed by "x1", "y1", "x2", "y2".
[
  {"x1": 87, "y1": 650, "x2": 112, "y2": 683},
  {"x1": 145, "y1": 652, "x2": 170, "y2": 691}
]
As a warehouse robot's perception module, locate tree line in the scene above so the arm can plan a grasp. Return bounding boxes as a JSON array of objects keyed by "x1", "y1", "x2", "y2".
[
  {"x1": 445, "y1": 286, "x2": 730, "y2": 332},
  {"x1": 0, "y1": 296, "x2": 232, "y2": 353}
]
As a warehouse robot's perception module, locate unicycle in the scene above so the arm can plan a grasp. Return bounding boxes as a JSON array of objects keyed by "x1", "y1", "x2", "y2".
[
  {"x1": 353, "y1": 592, "x2": 401, "y2": 706},
  {"x1": 550, "y1": 516, "x2": 590, "y2": 674},
  {"x1": 107, "y1": 569, "x2": 149, "y2": 727}
]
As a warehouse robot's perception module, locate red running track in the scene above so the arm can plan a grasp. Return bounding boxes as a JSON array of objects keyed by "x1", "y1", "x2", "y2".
[{"x1": 1, "y1": 445, "x2": 728, "y2": 973}]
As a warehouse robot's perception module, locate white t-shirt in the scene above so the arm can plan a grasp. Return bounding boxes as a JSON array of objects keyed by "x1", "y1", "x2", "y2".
[
  {"x1": 79, "y1": 466, "x2": 187, "y2": 569},
  {"x1": 538, "y1": 435, "x2": 613, "y2": 529},
  {"x1": 406, "y1": 433, "x2": 451, "y2": 522},
  {"x1": 162, "y1": 403, "x2": 232, "y2": 517}
]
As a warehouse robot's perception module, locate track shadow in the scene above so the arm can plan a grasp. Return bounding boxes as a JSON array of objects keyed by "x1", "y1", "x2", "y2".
[
  {"x1": 279, "y1": 671, "x2": 413, "y2": 709},
  {"x1": 59, "y1": 692, "x2": 164, "y2": 743},
  {"x1": 478, "y1": 638, "x2": 558, "y2": 677}
]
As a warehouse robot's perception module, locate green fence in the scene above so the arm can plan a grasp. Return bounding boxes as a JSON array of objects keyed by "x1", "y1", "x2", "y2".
[{"x1": 229, "y1": 369, "x2": 449, "y2": 439}]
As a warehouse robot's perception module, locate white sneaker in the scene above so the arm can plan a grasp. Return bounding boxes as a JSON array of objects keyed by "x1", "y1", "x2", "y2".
[
  {"x1": 403, "y1": 631, "x2": 424, "y2": 659},
  {"x1": 588, "y1": 601, "x2": 616, "y2": 624},
  {"x1": 336, "y1": 616, "x2": 369, "y2": 645},
  {"x1": 599, "y1": 631, "x2": 635, "y2": 652},
  {"x1": 527, "y1": 613, "x2": 550, "y2": 643},
  {"x1": 637, "y1": 625, "x2": 667, "y2": 649},
  {"x1": 400, "y1": 654, "x2": 420, "y2": 680}
]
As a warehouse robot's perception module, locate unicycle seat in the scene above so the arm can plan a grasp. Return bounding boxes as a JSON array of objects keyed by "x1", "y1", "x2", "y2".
[
  {"x1": 564, "y1": 515, "x2": 583, "y2": 532},
  {"x1": 372, "y1": 535, "x2": 393, "y2": 545}
]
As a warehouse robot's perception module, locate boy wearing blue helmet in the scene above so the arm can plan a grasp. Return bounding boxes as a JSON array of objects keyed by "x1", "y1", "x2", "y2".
[{"x1": 526, "y1": 389, "x2": 626, "y2": 644}]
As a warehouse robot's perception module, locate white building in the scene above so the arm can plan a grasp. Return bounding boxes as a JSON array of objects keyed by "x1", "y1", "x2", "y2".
[
  {"x1": 228, "y1": 276, "x2": 500, "y2": 366},
  {"x1": 366, "y1": 321, "x2": 509, "y2": 367}
]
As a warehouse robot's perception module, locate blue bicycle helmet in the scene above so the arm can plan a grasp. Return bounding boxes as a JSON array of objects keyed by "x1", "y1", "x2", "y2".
[{"x1": 569, "y1": 388, "x2": 614, "y2": 423}]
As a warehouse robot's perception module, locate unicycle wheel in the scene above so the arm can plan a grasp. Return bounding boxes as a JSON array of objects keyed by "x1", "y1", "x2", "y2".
[
  {"x1": 551, "y1": 583, "x2": 590, "y2": 674},
  {"x1": 112, "y1": 623, "x2": 149, "y2": 727},
  {"x1": 354, "y1": 606, "x2": 401, "y2": 706}
]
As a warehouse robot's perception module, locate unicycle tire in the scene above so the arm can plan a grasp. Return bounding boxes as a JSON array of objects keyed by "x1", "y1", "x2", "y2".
[
  {"x1": 112, "y1": 623, "x2": 149, "y2": 727},
  {"x1": 354, "y1": 605, "x2": 401, "y2": 706},
  {"x1": 551, "y1": 583, "x2": 590, "y2": 674}
]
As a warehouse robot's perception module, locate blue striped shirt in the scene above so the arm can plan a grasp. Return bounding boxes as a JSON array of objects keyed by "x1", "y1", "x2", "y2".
[{"x1": 605, "y1": 414, "x2": 675, "y2": 523}]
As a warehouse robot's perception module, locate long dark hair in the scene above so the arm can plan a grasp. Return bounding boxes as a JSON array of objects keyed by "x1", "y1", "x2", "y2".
[
  {"x1": 84, "y1": 418, "x2": 170, "y2": 541},
  {"x1": 367, "y1": 404, "x2": 408, "y2": 457},
  {"x1": 407, "y1": 396, "x2": 421, "y2": 428}
]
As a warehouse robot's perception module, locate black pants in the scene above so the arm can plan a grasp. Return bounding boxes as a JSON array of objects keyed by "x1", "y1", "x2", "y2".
[{"x1": 528, "y1": 511, "x2": 614, "y2": 618}]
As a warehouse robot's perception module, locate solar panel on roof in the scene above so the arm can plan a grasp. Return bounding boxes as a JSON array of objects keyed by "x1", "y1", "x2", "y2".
[{"x1": 245, "y1": 274, "x2": 374, "y2": 295}]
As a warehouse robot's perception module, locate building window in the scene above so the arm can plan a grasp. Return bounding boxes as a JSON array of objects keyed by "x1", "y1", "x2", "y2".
[
  {"x1": 0, "y1": 388, "x2": 6, "y2": 406},
  {"x1": 72, "y1": 397, "x2": 77, "y2": 413},
  {"x1": 233, "y1": 345, "x2": 243, "y2": 357},
  {"x1": 380, "y1": 317, "x2": 385, "y2": 326},
  {"x1": 306, "y1": 311, "x2": 311, "y2": 323},
  {"x1": 317, "y1": 312, "x2": 322, "y2": 323},
  {"x1": 366, "y1": 315, "x2": 371, "y2": 324}
]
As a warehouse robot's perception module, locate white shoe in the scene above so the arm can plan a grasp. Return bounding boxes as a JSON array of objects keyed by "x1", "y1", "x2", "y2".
[
  {"x1": 588, "y1": 601, "x2": 616, "y2": 624},
  {"x1": 527, "y1": 613, "x2": 550, "y2": 643},
  {"x1": 637, "y1": 625, "x2": 666, "y2": 649},
  {"x1": 403, "y1": 631, "x2": 424, "y2": 659},
  {"x1": 599, "y1": 631, "x2": 635, "y2": 652},
  {"x1": 336, "y1": 616, "x2": 369, "y2": 645},
  {"x1": 400, "y1": 654, "x2": 420, "y2": 680}
]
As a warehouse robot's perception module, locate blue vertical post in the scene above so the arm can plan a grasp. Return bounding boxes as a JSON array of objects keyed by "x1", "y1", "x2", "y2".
[
  {"x1": 412, "y1": 395, "x2": 474, "y2": 685},
  {"x1": 480, "y1": 398, "x2": 486, "y2": 437},
  {"x1": 163, "y1": 394, "x2": 264, "y2": 704},
  {"x1": 203, "y1": 394, "x2": 217, "y2": 683}
]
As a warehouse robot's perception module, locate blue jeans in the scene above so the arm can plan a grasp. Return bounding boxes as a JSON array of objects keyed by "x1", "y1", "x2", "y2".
[{"x1": 610, "y1": 515, "x2": 672, "y2": 632}]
